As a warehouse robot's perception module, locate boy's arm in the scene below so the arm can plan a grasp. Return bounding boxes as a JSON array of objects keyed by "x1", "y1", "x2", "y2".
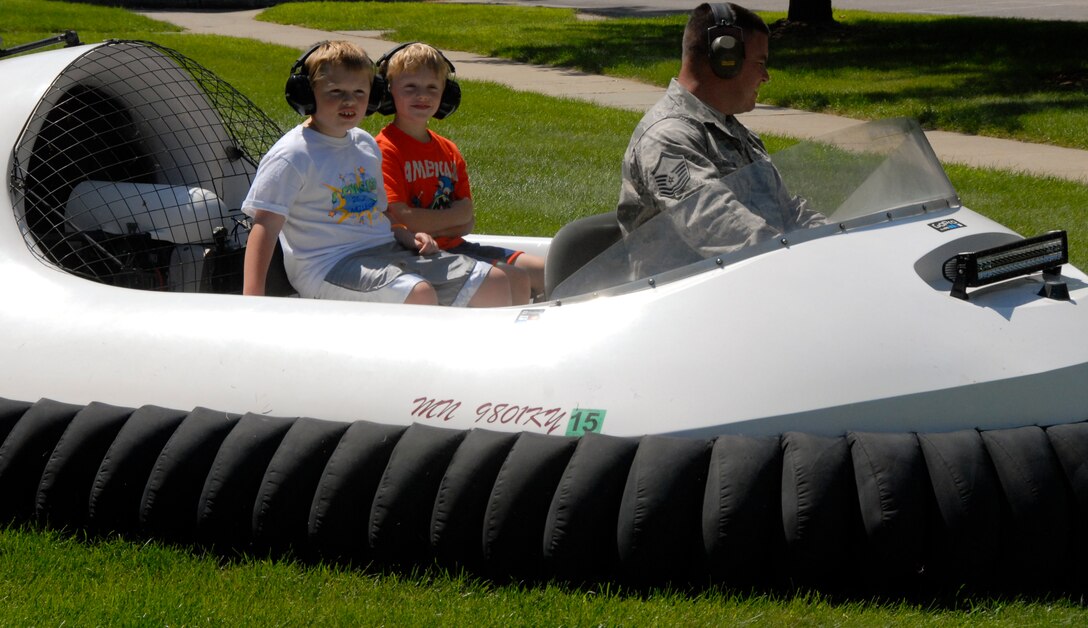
[
  {"x1": 384, "y1": 210, "x2": 438, "y2": 255},
  {"x1": 389, "y1": 197, "x2": 474, "y2": 238},
  {"x1": 243, "y1": 209, "x2": 287, "y2": 296}
]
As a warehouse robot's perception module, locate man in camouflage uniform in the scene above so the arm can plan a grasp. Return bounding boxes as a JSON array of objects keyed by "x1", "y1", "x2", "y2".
[{"x1": 617, "y1": 3, "x2": 824, "y2": 276}]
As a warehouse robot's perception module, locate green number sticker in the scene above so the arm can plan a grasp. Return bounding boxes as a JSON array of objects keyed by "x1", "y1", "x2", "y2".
[{"x1": 565, "y1": 408, "x2": 606, "y2": 436}]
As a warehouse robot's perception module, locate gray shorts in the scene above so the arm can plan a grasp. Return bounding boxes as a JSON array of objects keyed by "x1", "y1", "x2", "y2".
[{"x1": 314, "y1": 242, "x2": 489, "y2": 306}]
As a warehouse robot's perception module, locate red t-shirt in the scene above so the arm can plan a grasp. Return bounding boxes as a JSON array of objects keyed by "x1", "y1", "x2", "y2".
[{"x1": 376, "y1": 124, "x2": 472, "y2": 249}]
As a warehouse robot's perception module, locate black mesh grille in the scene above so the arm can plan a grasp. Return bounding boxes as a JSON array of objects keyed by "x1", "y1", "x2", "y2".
[{"x1": 9, "y1": 40, "x2": 282, "y2": 293}]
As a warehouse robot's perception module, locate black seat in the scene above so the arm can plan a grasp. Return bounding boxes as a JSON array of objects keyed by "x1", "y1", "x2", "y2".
[
  {"x1": 265, "y1": 239, "x2": 297, "y2": 297},
  {"x1": 544, "y1": 211, "x2": 623, "y2": 299}
]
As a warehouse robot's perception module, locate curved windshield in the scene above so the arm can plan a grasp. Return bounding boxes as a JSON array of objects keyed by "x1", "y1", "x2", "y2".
[{"x1": 552, "y1": 118, "x2": 960, "y2": 300}]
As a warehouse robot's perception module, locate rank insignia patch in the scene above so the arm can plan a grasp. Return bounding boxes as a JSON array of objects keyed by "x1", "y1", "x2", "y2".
[{"x1": 652, "y1": 153, "x2": 690, "y2": 199}]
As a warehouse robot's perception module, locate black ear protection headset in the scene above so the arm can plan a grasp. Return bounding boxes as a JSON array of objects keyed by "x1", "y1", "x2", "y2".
[
  {"x1": 371, "y1": 42, "x2": 461, "y2": 119},
  {"x1": 285, "y1": 41, "x2": 324, "y2": 116},
  {"x1": 707, "y1": 3, "x2": 746, "y2": 79},
  {"x1": 284, "y1": 41, "x2": 387, "y2": 116}
]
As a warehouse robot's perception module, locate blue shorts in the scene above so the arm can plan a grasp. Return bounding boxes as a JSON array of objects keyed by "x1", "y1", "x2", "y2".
[{"x1": 445, "y1": 241, "x2": 523, "y2": 266}]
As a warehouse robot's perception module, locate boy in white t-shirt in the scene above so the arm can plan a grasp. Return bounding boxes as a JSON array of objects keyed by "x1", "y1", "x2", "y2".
[{"x1": 242, "y1": 40, "x2": 512, "y2": 306}]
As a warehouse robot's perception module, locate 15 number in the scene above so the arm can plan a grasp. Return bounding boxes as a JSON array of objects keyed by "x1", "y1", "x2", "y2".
[{"x1": 566, "y1": 408, "x2": 606, "y2": 436}]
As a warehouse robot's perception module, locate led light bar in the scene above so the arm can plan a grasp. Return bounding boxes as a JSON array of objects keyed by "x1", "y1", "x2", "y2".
[{"x1": 943, "y1": 230, "x2": 1068, "y2": 300}]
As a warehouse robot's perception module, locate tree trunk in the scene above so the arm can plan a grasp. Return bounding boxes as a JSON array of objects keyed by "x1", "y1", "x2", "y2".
[{"x1": 788, "y1": 0, "x2": 834, "y2": 24}]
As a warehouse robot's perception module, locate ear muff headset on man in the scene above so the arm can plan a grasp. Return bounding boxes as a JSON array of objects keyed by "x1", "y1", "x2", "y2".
[
  {"x1": 372, "y1": 42, "x2": 462, "y2": 120},
  {"x1": 284, "y1": 41, "x2": 387, "y2": 116},
  {"x1": 707, "y1": 3, "x2": 746, "y2": 79}
]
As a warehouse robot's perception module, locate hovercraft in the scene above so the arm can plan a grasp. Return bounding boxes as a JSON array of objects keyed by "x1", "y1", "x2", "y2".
[{"x1": 2, "y1": 38, "x2": 1087, "y2": 591}]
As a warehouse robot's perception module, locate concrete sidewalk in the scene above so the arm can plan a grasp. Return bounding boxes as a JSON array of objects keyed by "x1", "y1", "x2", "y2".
[{"x1": 141, "y1": 9, "x2": 1088, "y2": 184}]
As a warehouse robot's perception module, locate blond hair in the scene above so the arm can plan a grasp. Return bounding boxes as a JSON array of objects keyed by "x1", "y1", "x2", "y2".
[
  {"x1": 305, "y1": 40, "x2": 375, "y2": 83},
  {"x1": 384, "y1": 43, "x2": 450, "y2": 83}
]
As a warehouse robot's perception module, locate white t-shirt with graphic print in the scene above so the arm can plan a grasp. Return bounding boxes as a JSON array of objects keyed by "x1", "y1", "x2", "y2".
[{"x1": 243, "y1": 124, "x2": 391, "y2": 297}]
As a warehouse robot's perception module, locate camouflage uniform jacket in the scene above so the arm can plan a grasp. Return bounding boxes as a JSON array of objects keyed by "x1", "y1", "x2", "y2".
[{"x1": 616, "y1": 79, "x2": 823, "y2": 273}]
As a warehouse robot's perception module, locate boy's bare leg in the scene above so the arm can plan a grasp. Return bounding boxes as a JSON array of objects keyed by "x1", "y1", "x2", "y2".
[
  {"x1": 404, "y1": 281, "x2": 439, "y2": 305},
  {"x1": 468, "y1": 267, "x2": 513, "y2": 307},
  {"x1": 501, "y1": 264, "x2": 532, "y2": 306},
  {"x1": 513, "y1": 254, "x2": 546, "y2": 300}
]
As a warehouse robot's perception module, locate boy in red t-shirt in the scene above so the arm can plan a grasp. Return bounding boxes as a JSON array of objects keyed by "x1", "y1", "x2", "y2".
[{"x1": 375, "y1": 43, "x2": 545, "y2": 304}]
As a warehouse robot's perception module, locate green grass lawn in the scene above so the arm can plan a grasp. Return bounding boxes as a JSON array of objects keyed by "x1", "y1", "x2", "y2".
[
  {"x1": 2, "y1": 0, "x2": 1088, "y2": 623},
  {"x1": 4, "y1": 525, "x2": 1087, "y2": 626}
]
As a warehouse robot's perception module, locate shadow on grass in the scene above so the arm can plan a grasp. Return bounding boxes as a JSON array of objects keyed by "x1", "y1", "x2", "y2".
[
  {"x1": 770, "y1": 16, "x2": 1085, "y2": 83},
  {"x1": 769, "y1": 16, "x2": 1087, "y2": 138},
  {"x1": 491, "y1": 18, "x2": 683, "y2": 74},
  {"x1": 486, "y1": 13, "x2": 1087, "y2": 144}
]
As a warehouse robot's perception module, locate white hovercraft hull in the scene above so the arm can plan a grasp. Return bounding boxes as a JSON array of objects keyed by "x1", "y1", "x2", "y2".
[{"x1": 1, "y1": 42, "x2": 1086, "y2": 440}]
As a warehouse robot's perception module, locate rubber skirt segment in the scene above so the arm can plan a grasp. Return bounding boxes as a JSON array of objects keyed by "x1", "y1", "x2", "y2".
[
  {"x1": 430, "y1": 429, "x2": 519, "y2": 569},
  {"x1": 981, "y1": 425, "x2": 1074, "y2": 585},
  {"x1": 197, "y1": 413, "x2": 297, "y2": 549},
  {"x1": 781, "y1": 432, "x2": 862, "y2": 584},
  {"x1": 543, "y1": 432, "x2": 639, "y2": 580},
  {"x1": 482, "y1": 432, "x2": 577, "y2": 576},
  {"x1": 88, "y1": 405, "x2": 188, "y2": 536},
  {"x1": 1046, "y1": 421, "x2": 1088, "y2": 584},
  {"x1": 369, "y1": 424, "x2": 467, "y2": 564},
  {"x1": 252, "y1": 417, "x2": 350, "y2": 557},
  {"x1": 36, "y1": 402, "x2": 136, "y2": 530},
  {"x1": 0, "y1": 398, "x2": 84, "y2": 523},
  {"x1": 617, "y1": 435, "x2": 713, "y2": 582},
  {"x1": 0, "y1": 398, "x2": 34, "y2": 446},
  {"x1": 846, "y1": 431, "x2": 931, "y2": 584},
  {"x1": 1047, "y1": 421, "x2": 1088, "y2": 517},
  {"x1": 917, "y1": 428, "x2": 1004, "y2": 584},
  {"x1": 308, "y1": 420, "x2": 406, "y2": 563},
  {"x1": 702, "y1": 434, "x2": 783, "y2": 584},
  {"x1": 141, "y1": 407, "x2": 241, "y2": 542}
]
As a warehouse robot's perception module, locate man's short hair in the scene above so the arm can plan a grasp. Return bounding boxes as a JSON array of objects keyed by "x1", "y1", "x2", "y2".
[
  {"x1": 385, "y1": 43, "x2": 451, "y2": 83},
  {"x1": 306, "y1": 40, "x2": 375, "y2": 84},
  {"x1": 683, "y1": 3, "x2": 769, "y2": 63}
]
